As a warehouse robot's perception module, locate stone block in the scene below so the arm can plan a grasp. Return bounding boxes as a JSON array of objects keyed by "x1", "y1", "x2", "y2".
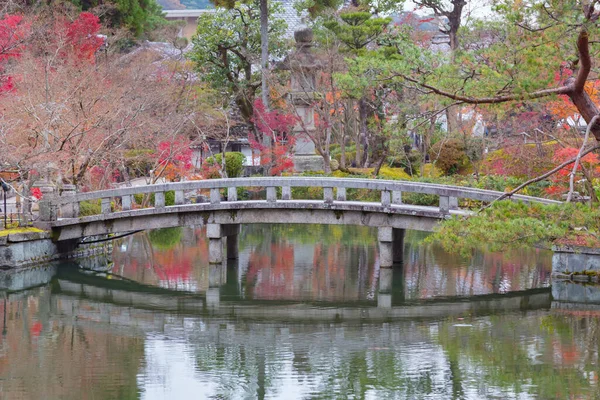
[
  {"x1": 208, "y1": 238, "x2": 223, "y2": 264},
  {"x1": 8, "y1": 231, "x2": 50, "y2": 242},
  {"x1": 206, "y1": 223, "x2": 222, "y2": 238},
  {"x1": 378, "y1": 227, "x2": 393, "y2": 242},
  {"x1": 293, "y1": 155, "x2": 324, "y2": 172},
  {"x1": 379, "y1": 242, "x2": 393, "y2": 267}
]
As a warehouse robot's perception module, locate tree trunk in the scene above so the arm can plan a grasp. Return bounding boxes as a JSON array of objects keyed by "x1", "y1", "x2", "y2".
[
  {"x1": 260, "y1": 0, "x2": 269, "y2": 111},
  {"x1": 359, "y1": 97, "x2": 369, "y2": 167}
]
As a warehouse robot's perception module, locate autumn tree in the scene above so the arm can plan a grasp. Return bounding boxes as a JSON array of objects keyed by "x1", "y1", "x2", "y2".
[
  {"x1": 188, "y1": 0, "x2": 288, "y2": 139},
  {"x1": 0, "y1": 10, "x2": 216, "y2": 195}
]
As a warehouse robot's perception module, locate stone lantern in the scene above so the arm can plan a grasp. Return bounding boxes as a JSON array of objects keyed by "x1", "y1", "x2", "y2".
[{"x1": 280, "y1": 27, "x2": 325, "y2": 172}]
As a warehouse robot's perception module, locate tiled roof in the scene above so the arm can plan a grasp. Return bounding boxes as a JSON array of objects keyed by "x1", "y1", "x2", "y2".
[{"x1": 274, "y1": 0, "x2": 307, "y2": 38}]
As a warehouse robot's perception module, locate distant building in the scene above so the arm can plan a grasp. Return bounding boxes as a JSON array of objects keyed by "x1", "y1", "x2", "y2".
[{"x1": 159, "y1": 0, "x2": 306, "y2": 39}]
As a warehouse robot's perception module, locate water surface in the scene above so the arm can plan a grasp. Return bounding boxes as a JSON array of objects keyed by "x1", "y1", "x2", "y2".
[{"x1": 1, "y1": 224, "x2": 597, "y2": 399}]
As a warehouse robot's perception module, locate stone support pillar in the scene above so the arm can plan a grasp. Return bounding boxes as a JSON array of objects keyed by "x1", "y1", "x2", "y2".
[
  {"x1": 378, "y1": 226, "x2": 394, "y2": 268},
  {"x1": 207, "y1": 223, "x2": 240, "y2": 262}
]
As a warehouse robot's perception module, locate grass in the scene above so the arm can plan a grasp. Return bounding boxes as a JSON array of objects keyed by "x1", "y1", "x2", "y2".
[{"x1": 0, "y1": 226, "x2": 45, "y2": 237}]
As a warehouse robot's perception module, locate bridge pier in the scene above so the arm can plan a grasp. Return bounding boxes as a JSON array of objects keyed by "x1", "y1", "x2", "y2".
[
  {"x1": 207, "y1": 223, "x2": 240, "y2": 263},
  {"x1": 378, "y1": 266, "x2": 393, "y2": 308},
  {"x1": 378, "y1": 227, "x2": 405, "y2": 267},
  {"x1": 206, "y1": 261, "x2": 226, "y2": 309}
]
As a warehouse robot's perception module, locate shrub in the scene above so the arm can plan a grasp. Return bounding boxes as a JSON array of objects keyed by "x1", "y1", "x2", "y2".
[
  {"x1": 204, "y1": 152, "x2": 245, "y2": 178},
  {"x1": 388, "y1": 149, "x2": 422, "y2": 176},
  {"x1": 430, "y1": 138, "x2": 469, "y2": 175},
  {"x1": 79, "y1": 200, "x2": 101, "y2": 216}
]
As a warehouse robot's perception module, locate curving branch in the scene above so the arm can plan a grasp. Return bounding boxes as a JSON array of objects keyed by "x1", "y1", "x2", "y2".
[{"x1": 401, "y1": 74, "x2": 572, "y2": 104}]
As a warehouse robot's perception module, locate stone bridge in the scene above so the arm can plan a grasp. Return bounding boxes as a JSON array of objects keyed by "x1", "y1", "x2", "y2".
[{"x1": 38, "y1": 177, "x2": 559, "y2": 266}]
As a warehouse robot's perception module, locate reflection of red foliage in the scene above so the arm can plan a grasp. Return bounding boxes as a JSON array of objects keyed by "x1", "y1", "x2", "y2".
[{"x1": 30, "y1": 321, "x2": 42, "y2": 337}]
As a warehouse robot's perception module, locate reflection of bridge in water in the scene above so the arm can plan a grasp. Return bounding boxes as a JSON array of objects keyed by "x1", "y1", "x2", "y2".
[{"x1": 52, "y1": 264, "x2": 551, "y2": 325}]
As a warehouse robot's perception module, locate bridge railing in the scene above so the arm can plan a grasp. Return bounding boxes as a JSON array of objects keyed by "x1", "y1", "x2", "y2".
[{"x1": 39, "y1": 177, "x2": 561, "y2": 221}]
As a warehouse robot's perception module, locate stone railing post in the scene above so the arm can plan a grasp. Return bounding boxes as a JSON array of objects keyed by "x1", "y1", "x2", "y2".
[
  {"x1": 38, "y1": 198, "x2": 58, "y2": 222},
  {"x1": 155, "y1": 191, "x2": 166, "y2": 208},
  {"x1": 175, "y1": 190, "x2": 185, "y2": 205},
  {"x1": 60, "y1": 184, "x2": 78, "y2": 218},
  {"x1": 210, "y1": 188, "x2": 221, "y2": 204},
  {"x1": 227, "y1": 187, "x2": 237, "y2": 202},
  {"x1": 336, "y1": 187, "x2": 346, "y2": 201},
  {"x1": 101, "y1": 198, "x2": 111, "y2": 214},
  {"x1": 266, "y1": 187, "x2": 277, "y2": 203},
  {"x1": 282, "y1": 186, "x2": 291, "y2": 200},
  {"x1": 439, "y1": 195, "x2": 458, "y2": 213},
  {"x1": 392, "y1": 191, "x2": 402, "y2": 205},
  {"x1": 324, "y1": 187, "x2": 333, "y2": 204},
  {"x1": 122, "y1": 195, "x2": 132, "y2": 211},
  {"x1": 381, "y1": 190, "x2": 391, "y2": 207}
]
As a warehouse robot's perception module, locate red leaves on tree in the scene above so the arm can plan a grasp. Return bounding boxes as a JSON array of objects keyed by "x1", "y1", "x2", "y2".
[
  {"x1": 544, "y1": 147, "x2": 600, "y2": 196},
  {"x1": 0, "y1": 14, "x2": 28, "y2": 94},
  {"x1": 65, "y1": 12, "x2": 104, "y2": 62},
  {"x1": 30, "y1": 187, "x2": 43, "y2": 200},
  {"x1": 251, "y1": 99, "x2": 297, "y2": 175},
  {"x1": 156, "y1": 139, "x2": 193, "y2": 181},
  {"x1": 0, "y1": 15, "x2": 26, "y2": 61}
]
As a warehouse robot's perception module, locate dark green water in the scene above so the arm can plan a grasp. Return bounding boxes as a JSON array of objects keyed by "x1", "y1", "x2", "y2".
[{"x1": 0, "y1": 224, "x2": 599, "y2": 399}]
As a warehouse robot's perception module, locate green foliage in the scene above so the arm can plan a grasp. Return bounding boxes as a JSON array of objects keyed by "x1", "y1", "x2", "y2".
[
  {"x1": 149, "y1": 227, "x2": 182, "y2": 250},
  {"x1": 430, "y1": 138, "x2": 470, "y2": 175},
  {"x1": 79, "y1": 199, "x2": 102, "y2": 216},
  {"x1": 133, "y1": 190, "x2": 175, "y2": 206},
  {"x1": 73, "y1": 0, "x2": 166, "y2": 36},
  {"x1": 188, "y1": 0, "x2": 288, "y2": 121},
  {"x1": 204, "y1": 152, "x2": 245, "y2": 178},
  {"x1": 295, "y1": 0, "x2": 343, "y2": 18},
  {"x1": 323, "y1": 11, "x2": 391, "y2": 54},
  {"x1": 388, "y1": 149, "x2": 422, "y2": 176},
  {"x1": 428, "y1": 201, "x2": 600, "y2": 255}
]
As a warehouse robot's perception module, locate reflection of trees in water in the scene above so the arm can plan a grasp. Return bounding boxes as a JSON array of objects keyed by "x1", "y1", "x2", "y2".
[
  {"x1": 403, "y1": 231, "x2": 553, "y2": 299},
  {"x1": 435, "y1": 313, "x2": 600, "y2": 399},
  {"x1": 0, "y1": 287, "x2": 144, "y2": 399},
  {"x1": 240, "y1": 224, "x2": 378, "y2": 301},
  {"x1": 112, "y1": 227, "x2": 210, "y2": 291},
  {"x1": 2, "y1": 281, "x2": 599, "y2": 399}
]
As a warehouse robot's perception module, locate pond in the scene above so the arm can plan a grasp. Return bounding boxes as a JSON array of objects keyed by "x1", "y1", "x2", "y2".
[{"x1": 0, "y1": 224, "x2": 598, "y2": 399}]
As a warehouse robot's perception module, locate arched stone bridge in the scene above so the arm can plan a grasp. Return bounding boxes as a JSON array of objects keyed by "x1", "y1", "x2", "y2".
[{"x1": 38, "y1": 177, "x2": 559, "y2": 266}]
